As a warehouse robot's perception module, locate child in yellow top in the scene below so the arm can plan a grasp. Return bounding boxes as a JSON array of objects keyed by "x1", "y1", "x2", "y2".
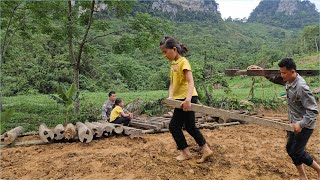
[
  {"x1": 160, "y1": 36, "x2": 213, "y2": 163},
  {"x1": 110, "y1": 98, "x2": 132, "y2": 126}
]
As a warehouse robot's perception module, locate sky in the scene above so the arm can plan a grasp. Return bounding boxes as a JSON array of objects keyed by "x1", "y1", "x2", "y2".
[{"x1": 216, "y1": 0, "x2": 320, "y2": 19}]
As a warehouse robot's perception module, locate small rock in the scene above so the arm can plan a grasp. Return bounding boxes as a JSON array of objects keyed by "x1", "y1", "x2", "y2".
[{"x1": 189, "y1": 169, "x2": 195, "y2": 174}]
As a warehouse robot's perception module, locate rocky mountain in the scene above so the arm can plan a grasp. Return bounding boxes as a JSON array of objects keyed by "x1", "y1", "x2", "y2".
[
  {"x1": 248, "y1": 0, "x2": 319, "y2": 29},
  {"x1": 133, "y1": 0, "x2": 221, "y2": 22}
]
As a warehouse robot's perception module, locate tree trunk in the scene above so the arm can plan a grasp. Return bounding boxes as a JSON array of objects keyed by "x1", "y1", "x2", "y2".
[
  {"x1": 102, "y1": 122, "x2": 123, "y2": 134},
  {"x1": 0, "y1": 126, "x2": 24, "y2": 145},
  {"x1": 92, "y1": 122, "x2": 113, "y2": 137},
  {"x1": 73, "y1": 0, "x2": 95, "y2": 114},
  {"x1": 76, "y1": 122, "x2": 93, "y2": 143},
  {"x1": 315, "y1": 36, "x2": 319, "y2": 53},
  {"x1": 85, "y1": 121, "x2": 103, "y2": 138},
  {"x1": 1, "y1": 2, "x2": 22, "y2": 63},
  {"x1": 53, "y1": 124, "x2": 65, "y2": 140},
  {"x1": 39, "y1": 124, "x2": 54, "y2": 143},
  {"x1": 64, "y1": 123, "x2": 77, "y2": 140}
]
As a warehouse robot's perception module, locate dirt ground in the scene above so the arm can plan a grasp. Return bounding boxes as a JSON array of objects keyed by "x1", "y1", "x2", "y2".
[{"x1": 1, "y1": 112, "x2": 319, "y2": 180}]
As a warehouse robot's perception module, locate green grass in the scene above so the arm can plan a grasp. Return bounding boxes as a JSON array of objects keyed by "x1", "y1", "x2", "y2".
[{"x1": 1, "y1": 90, "x2": 167, "y2": 133}]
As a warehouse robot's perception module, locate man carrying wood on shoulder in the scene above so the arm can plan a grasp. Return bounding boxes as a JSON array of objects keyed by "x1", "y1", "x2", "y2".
[{"x1": 248, "y1": 57, "x2": 320, "y2": 180}]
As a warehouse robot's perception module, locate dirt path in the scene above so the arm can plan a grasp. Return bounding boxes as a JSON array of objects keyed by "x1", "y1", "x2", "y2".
[{"x1": 1, "y1": 114, "x2": 319, "y2": 179}]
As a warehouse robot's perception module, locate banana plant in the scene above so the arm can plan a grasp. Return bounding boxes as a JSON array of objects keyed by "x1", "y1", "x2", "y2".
[{"x1": 50, "y1": 83, "x2": 78, "y2": 125}]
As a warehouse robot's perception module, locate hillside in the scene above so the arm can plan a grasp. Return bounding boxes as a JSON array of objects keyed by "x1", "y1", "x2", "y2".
[
  {"x1": 132, "y1": 0, "x2": 222, "y2": 22},
  {"x1": 248, "y1": 0, "x2": 319, "y2": 28}
]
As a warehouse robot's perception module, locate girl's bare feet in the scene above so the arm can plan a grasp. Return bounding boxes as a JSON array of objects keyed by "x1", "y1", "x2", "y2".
[
  {"x1": 176, "y1": 148, "x2": 192, "y2": 161},
  {"x1": 197, "y1": 143, "x2": 213, "y2": 163}
]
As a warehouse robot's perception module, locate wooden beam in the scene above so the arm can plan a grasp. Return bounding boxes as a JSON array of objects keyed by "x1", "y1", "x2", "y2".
[
  {"x1": 0, "y1": 140, "x2": 49, "y2": 148},
  {"x1": 102, "y1": 122, "x2": 123, "y2": 134},
  {"x1": 225, "y1": 69, "x2": 319, "y2": 76},
  {"x1": 76, "y1": 122, "x2": 93, "y2": 143},
  {"x1": 85, "y1": 121, "x2": 103, "y2": 138},
  {"x1": 53, "y1": 124, "x2": 65, "y2": 140},
  {"x1": 122, "y1": 126, "x2": 143, "y2": 136},
  {"x1": 129, "y1": 121, "x2": 162, "y2": 131},
  {"x1": 164, "y1": 99, "x2": 293, "y2": 132},
  {"x1": 0, "y1": 126, "x2": 24, "y2": 145},
  {"x1": 199, "y1": 122, "x2": 240, "y2": 129},
  {"x1": 64, "y1": 123, "x2": 77, "y2": 140},
  {"x1": 39, "y1": 124, "x2": 54, "y2": 142},
  {"x1": 131, "y1": 119, "x2": 165, "y2": 129}
]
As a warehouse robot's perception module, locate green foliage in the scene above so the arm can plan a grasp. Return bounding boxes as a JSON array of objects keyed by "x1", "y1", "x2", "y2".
[
  {"x1": 142, "y1": 98, "x2": 171, "y2": 116},
  {"x1": 0, "y1": 109, "x2": 13, "y2": 134},
  {"x1": 50, "y1": 83, "x2": 77, "y2": 124}
]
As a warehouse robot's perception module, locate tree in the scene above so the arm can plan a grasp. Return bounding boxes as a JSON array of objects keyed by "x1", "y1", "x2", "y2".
[
  {"x1": 66, "y1": 0, "x2": 136, "y2": 113},
  {"x1": 302, "y1": 25, "x2": 320, "y2": 53}
]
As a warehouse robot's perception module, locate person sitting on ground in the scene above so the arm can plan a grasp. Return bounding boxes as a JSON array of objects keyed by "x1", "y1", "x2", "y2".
[
  {"x1": 102, "y1": 91, "x2": 116, "y2": 121},
  {"x1": 109, "y1": 98, "x2": 133, "y2": 126}
]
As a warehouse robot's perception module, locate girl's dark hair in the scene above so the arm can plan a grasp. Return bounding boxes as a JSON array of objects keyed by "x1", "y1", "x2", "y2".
[
  {"x1": 278, "y1": 57, "x2": 296, "y2": 71},
  {"x1": 159, "y1": 36, "x2": 189, "y2": 56},
  {"x1": 113, "y1": 98, "x2": 122, "y2": 108}
]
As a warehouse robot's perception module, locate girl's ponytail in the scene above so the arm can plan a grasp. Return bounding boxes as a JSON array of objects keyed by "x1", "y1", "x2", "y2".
[
  {"x1": 178, "y1": 43, "x2": 188, "y2": 55},
  {"x1": 160, "y1": 36, "x2": 189, "y2": 56}
]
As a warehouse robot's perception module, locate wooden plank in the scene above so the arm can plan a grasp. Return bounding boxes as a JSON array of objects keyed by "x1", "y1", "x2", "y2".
[
  {"x1": 131, "y1": 119, "x2": 165, "y2": 129},
  {"x1": 164, "y1": 99, "x2": 293, "y2": 132},
  {"x1": 142, "y1": 129, "x2": 170, "y2": 134},
  {"x1": 199, "y1": 122, "x2": 240, "y2": 129},
  {"x1": 129, "y1": 121, "x2": 161, "y2": 131},
  {"x1": 225, "y1": 69, "x2": 319, "y2": 76},
  {"x1": 0, "y1": 140, "x2": 49, "y2": 148}
]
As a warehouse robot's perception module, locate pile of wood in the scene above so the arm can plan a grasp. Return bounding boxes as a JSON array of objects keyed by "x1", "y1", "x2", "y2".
[{"x1": 38, "y1": 121, "x2": 145, "y2": 144}]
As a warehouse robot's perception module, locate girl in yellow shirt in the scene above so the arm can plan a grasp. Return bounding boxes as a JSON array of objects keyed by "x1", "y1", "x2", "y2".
[
  {"x1": 110, "y1": 98, "x2": 132, "y2": 126},
  {"x1": 160, "y1": 36, "x2": 213, "y2": 163}
]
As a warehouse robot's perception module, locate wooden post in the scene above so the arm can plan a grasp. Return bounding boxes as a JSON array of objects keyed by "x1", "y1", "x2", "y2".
[
  {"x1": 64, "y1": 123, "x2": 77, "y2": 140},
  {"x1": 53, "y1": 124, "x2": 65, "y2": 140},
  {"x1": 164, "y1": 99, "x2": 294, "y2": 132},
  {"x1": 39, "y1": 124, "x2": 54, "y2": 143},
  {"x1": 85, "y1": 121, "x2": 103, "y2": 138},
  {"x1": 76, "y1": 122, "x2": 93, "y2": 143},
  {"x1": 0, "y1": 126, "x2": 24, "y2": 145}
]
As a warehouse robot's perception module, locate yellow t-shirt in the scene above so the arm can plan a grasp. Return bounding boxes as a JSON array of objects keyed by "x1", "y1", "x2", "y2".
[
  {"x1": 110, "y1": 106, "x2": 123, "y2": 122},
  {"x1": 170, "y1": 57, "x2": 198, "y2": 99}
]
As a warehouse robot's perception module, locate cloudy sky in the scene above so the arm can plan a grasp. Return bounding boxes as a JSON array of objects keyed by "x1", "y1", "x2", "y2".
[{"x1": 216, "y1": 0, "x2": 320, "y2": 19}]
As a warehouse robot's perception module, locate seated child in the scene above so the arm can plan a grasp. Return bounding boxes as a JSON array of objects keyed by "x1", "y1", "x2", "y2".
[{"x1": 109, "y1": 98, "x2": 133, "y2": 126}]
